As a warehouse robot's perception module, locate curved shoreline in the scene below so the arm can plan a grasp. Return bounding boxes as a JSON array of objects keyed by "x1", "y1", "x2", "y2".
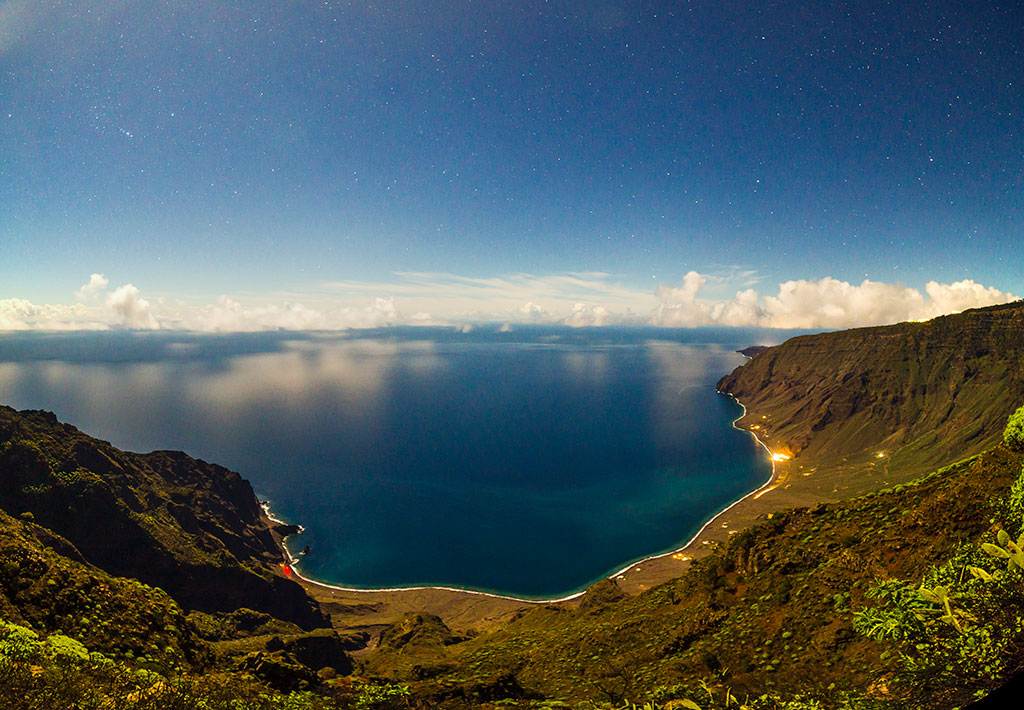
[
  {"x1": 266, "y1": 389, "x2": 776, "y2": 605},
  {"x1": 603, "y1": 392, "x2": 776, "y2": 579},
  {"x1": 264, "y1": 504, "x2": 585, "y2": 604}
]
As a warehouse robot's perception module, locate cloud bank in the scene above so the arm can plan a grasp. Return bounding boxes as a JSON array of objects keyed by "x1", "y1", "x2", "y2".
[
  {"x1": 0, "y1": 272, "x2": 1017, "y2": 333},
  {"x1": 650, "y1": 273, "x2": 1016, "y2": 329}
]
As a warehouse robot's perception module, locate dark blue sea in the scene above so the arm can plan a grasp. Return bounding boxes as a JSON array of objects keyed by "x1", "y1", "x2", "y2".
[{"x1": 0, "y1": 326, "x2": 779, "y2": 598}]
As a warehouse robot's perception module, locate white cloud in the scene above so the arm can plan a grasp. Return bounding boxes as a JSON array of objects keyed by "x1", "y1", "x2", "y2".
[
  {"x1": 518, "y1": 301, "x2": 547, "y2": 320},
  {"x1": 921, "y1": 280, "x2": 1015, "y2": 319},
  {"x1": 760, "y1": 278, "x2": 926, "y2": 329},
  {"x1": 166, "y1": 295, "x2": 404, "y2": 332},
  {"x1": 652, "y1": 274, "x2": 1017, "y2": 329},
  {"x1": 709, "y1": 289, "x2": 763, "y2": 327},
  {"x1": 0, "y1": 298, "x2": 107, "y2": 331},
  {"x1": 176, "y1": 296, "x2": 327, "y2": 332},
  {"x1": 0, "y1": 272, "x2": 1017, "y2": 333},
  {"x1": 562, "y1": 303, "x2": 612, "y2": 327},
  {"x1": 652, "y1": 271, "x2": 713, "y2": 326},
  {"x1": 408, "y1": 311, "x2": 442, "y2": 326},
  {"x1": 75, "y1": 273, "x2": 109, "y2": 301},
  {"x1": 0, "y1": 298, "x2": 33, "y2": 330},
  {"x1": 652, "y1": 272, "x2": 764, "y2": 327},
  {"x1": 106, "y1": 284, "x2": 159, "y2": 329}
]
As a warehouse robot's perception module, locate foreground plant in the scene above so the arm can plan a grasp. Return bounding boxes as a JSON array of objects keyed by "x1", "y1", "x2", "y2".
[
  {"x1": 0, "y1": 619, "x2": 411, "y2": 710},
  {"x1": 852, "y1": 414, "x2": 1024, "y2": 703}
]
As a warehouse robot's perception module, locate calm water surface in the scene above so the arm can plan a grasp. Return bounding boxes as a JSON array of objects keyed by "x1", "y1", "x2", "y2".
[{"x1": 0, "y1": 328, "x2": 772, "y2": 597}]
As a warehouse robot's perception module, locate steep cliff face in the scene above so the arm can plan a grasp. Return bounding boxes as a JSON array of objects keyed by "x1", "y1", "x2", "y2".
[
  {"x1": 0, "y1": 406, "x2": 326, "y2": 630},
  {"x1": 717, "y1": 301, "x2": 1024, "y2": 486}
]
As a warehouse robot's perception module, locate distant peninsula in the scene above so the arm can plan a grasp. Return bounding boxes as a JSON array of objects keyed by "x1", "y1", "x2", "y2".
[{"x1": 737, "y1": 344, "x2": 773, "y2": 358}]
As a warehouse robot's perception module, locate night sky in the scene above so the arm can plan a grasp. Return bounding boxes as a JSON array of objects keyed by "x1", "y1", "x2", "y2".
[{"x1": 1, "y1": 0, "x2": 1022, "y2": 330}]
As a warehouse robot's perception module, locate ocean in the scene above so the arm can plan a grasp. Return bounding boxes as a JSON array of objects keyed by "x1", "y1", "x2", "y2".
[{"x1": 0, "y1": 327, "x2": 774, "y2": 598}]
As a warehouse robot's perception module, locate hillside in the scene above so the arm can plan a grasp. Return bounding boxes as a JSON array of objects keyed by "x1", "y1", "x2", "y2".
[
  {"x1": 0, "y1": 406, "x2": 379, "y2": 707},
  {"x1": 3, "y1": 407, "x2": 1022, "y2": 709},
  {"x1": 0, "y1": 406, "x2": 324, "y2": 629},
  {"x1": 717, "y1": 300, "x2": 1024, "y2": 496}
]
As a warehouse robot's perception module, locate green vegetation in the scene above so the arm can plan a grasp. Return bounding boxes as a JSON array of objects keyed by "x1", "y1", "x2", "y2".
[
  {"x1": 849, "y1": 416, "x2": 1024, "y2": 706},
  {"x1": 0, "y1": 406, "x2": 324, "y2": 628},
  {"x1": 0, "y1": 619, "x2": 411, "y2": 710},
  {"x1": 1004, "y1": 405, "x2": 1024, "y2": 451}
]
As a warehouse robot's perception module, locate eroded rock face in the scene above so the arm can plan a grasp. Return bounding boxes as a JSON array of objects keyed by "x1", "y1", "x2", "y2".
[
  {"x1": 0, "y1": 406, "x2": 326, "y2": 630},
  {"x1": 377, "y1": 612, "x2": 464, "y2": 651},
  {"x1": 281, "y1": 631, "x2": 355, "y2": 675},
  {"x1": 718, "y1": 301, "x2": 1024, "y2": 481},
  {"x1": 237, "y1": 651, "x2": 320, "y2": 691}
]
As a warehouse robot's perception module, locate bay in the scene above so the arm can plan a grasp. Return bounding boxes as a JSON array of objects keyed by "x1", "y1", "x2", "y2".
[{"x1": 0, "y1": 327, "x2": 773, "y2": 598}]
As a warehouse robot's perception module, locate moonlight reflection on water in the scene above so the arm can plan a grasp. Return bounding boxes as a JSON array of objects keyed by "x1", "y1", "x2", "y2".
[{"x1": 0, "y1": 328, "x2": 771, "y2": 597}]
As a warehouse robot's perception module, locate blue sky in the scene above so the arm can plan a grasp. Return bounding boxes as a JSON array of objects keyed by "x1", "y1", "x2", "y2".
[{"x1": 1, "y1": 1, "x2": 1021, "y2": 330}]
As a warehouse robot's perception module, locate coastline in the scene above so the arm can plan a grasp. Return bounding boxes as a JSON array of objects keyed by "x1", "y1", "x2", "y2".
[
  {"x1": 262, "y1": 497, "x2": 585, "y2": 602},
  {"x1": 263, "y1": 501, "x2": 586, "y2": 605},
  {"x1": 604, "y1": 392, "x2": 778, "y2": 581},
  {"x1": 263, "y1": 388, "x2": 779, "y2": 606}
]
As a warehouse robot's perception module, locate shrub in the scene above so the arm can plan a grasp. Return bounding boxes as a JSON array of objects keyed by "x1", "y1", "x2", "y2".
[
  {"x1": 0, "y1": 621, "x2": 41, "y2": 662},
  {"x1": 45, "y1": 633, "x2": 90, "y2": 661},
  {"x1": 1008, "y1": 468, "x2": 1024, "y2": 526},
  {"x1": 1005, "y1": 405, "x2": 1024, "y2": 451}
]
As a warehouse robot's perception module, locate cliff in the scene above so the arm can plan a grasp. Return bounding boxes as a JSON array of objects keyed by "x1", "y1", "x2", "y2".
[
  {"x1": 0, "y1": 406, "x2": 325, "y2": 630},
  {"x1": 717, "y1": 300, "x2": 1024, "y2": 493}
]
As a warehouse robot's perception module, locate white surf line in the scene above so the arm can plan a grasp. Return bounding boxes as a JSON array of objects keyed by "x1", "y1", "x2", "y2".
[
  {"x1": 261, "y1": 502, "x2": 586, "y2": 604},
  {"x1": 261, "y1": 391, "x2": 775, "y2": 606},
  {"x1": 603, "y1": 391, "x2": 777, "y2": 581}
]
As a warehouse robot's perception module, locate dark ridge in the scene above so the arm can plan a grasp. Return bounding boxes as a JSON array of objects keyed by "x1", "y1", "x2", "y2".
[{"x1": 0, "y1": 405, "x2": 326, "y2": 630}]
